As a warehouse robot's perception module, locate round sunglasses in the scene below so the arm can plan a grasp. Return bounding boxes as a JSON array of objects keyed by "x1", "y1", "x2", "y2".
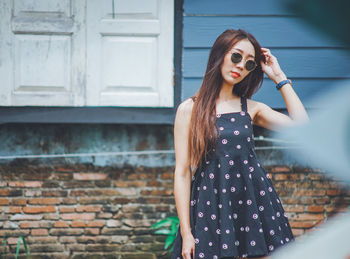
[{"x1": 231, "y1": 52, "x2": 257, "y2": 72}]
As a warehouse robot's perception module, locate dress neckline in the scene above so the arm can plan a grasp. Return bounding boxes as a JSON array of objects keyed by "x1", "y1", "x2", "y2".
[{"x1": 215, "y1": 96, "x2": 247, "y2": 116}]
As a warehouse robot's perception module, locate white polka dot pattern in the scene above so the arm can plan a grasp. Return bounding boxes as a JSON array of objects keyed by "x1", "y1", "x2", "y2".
[{"x1": 171, "y1": 97, "x2": 294, "y2": 259}]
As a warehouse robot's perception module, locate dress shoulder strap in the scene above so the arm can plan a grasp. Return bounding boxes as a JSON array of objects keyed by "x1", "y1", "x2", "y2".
[{"x1": 241, "y1": 96, "x2": 248, "y2": 112}]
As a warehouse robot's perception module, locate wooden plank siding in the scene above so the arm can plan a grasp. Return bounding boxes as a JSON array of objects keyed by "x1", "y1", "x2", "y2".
[{"x1": 182, "y1": 0, "x2": 350, "y2": 108}]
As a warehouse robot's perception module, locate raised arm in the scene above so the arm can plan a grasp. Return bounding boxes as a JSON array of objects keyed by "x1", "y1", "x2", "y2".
[
  {"x1": 173, "y1": 99, "x2": 195, "y2": 259},
  {"x1": 253, "y1": 48, "x2": 309, "y2": 131}
]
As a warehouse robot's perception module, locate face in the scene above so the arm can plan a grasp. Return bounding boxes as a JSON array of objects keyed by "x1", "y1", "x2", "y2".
[{"x1": 220, "y1": 39, "x2": 256, "y2": 86}]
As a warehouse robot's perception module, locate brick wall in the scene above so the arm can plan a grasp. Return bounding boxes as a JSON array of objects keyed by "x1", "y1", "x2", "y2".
[{"x1": 0, "y1": 164, "x2": 349, "y2": 259}]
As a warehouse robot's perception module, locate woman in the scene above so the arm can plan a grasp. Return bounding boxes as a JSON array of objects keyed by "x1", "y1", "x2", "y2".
[{"x1": 172, "y1": 29, "x2": 309, "y2": 259}]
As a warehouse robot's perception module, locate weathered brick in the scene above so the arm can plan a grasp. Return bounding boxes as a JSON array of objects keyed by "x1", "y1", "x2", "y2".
[
  {"x1": 123, "y1": 219, "x2": 152, "y2": 227},
  {"x1": 326, "y1": 189, "x2": 342, "y2": 196},
  {"x1": 294, "y1": 213, "x2": 325, "y2": 221},
  {"x1": 86, "y1": 190, "x2": 119, "y2": 196},
  {"x1": 288, "y1": 174, "x2": 305, "y2": 180},
  {"x1": 269, "y1": 166, "x2": 291, "y2": 173},
  {"x1": 9, "y1": 206, "x2": 22, "y2": 213},
  {"x1": 20, "y1": 221, "x2": 41, "y2": 228},
  {"x1": 84, "y1": 228, "x2": 100, "y2": 235},
  {"x1": 5, "y1": 237, "x2": 21, "y2": 245},
  {"x1": 309, "y1": 173, "x2": 325, "y2": 180},
  {"x1": 66, "y1": 244, "x2": 86, "y2": 251},
  {"x1": 80, "y1": 197, "x2": 111, "y2": 204},
  {"x1": 307, "y1": 205, "x2": 324, "y2": 213},
  {"x1": 106, "y1": 220, "x2": 122, "y2": 227},
  {"x1": 101, "y1": 227, "x2": 132, "y2": 235},
  {"x1": 42, "y1": 190, "x2": 68, "y2": 197},
  {"x1": 71, "y1": 221, "x2": 86, "y2": 228},
  {"x1": 61, "y1": 198, "x2": 77, "y2": 204},
  {"x1": 284, "y1": 205, "x2": 304, "y2": 213},
  {"x1": 27, "y1": 236, "x2": 58, "y2": 244},
  {"x1": 42, "y1": 181, "x2": 60, "y2": 188},
  {"x1": 85, "y1": 244, "x2": 120, "y2": 252},
  {"x1": 8, "y1": 181, "x2": 42, "y2": 188},
  {"x1": 96, "y1": 213, "x2": 113, "y2": 219},
  {"x1": 73, "y1": 173, "x2": 107, "y2": 180},
  {"x1": 70, "y1": 190, "x2": 87, "y2": 196},
  {"x1": 87, "y1": 221, "x2": 105, "y2": 228},
  {"x1": 76, "y1": 236, "x2": 99, "y2": 244},
  {"x1": 25, "y1": 190, "x2": 42, "y2": 197},
  {"x1": 54, "y1": 221, "x2": 70, "y2": 228},
  {"x1": 29, "y1": 244, "x2": 65, "y2": 252},
  {"x1": 59, "y1": 236, "x2": 77, "y2": 243},
  {"x1": 293, "y1": 189, "x2": 326, "y2": 197},
  {"x1": 76, "y1": 205, "x2": 102, "y2": 212},
  {"x1": 0, "y1": 198, "x2": 9, "y2": 205},
  {"x1": 64, "y1": 181, "x2": 95, "y2": 188},
  {"x1": 11, "y1": 198, "x2": 27, "y2": 205},
  {"x1": 114, "y1": 180, "x2": 146, "y2": 188},
  {"x1": 289, "y1": 221, "x2": 316, "y2": 229},
  {"x1": 50, "y1": 228, "x2": 84, "y2": 236},
  {"x1": 31, "y1": 228, "x2": 49, "y2": 236},
  {"x1": 140, "y1": 189, "x2": 173, "y2": 196},
  {"x1": 112, "y1": 197, "x2": 135, "y2": 205},
  {"x1": 0, "y1": 229, "x2": 30, "y2": 237},
  {"x1": 314, "y1": 197, "x2": 331, "y2": 204},
  {"x1": 23, "y1": 206, "x2": 56, "y2": 214},
  {"x1": 54, "y1": 173, "x2": 73, "y2": 181},
  {"x1": 3, "y1": 221, "x2": 19, "y2": 229},
  {"x1": 273, "y1": 174, "x2": 287, "y2": 181},
  {"x1": 0, "y1": 189, "x2": 22, "y2": 196},
  {"x1": 43, "y1": 213, "x2": 60, "y2": 220},
  {"x1": 10, "y1": 214, "x2": 43, "y2": 221},
  {"x1": 161, "y1": 172, "x2": 173, "y2": 180},
  {"x1": 28, "y1": 198, "x2": 61, "y2": 205},
  {"x1": 61, "y1": 213, "x2": 95, "y2": 220},
  {"x1": 127, "y1": 173, "x2": 156, "y2": 181},
  {"x1": 116, "y1": 188, "x2": 138, "y2": 196},
  {"x1": 59, "y1": 206, "x2": 76, "y2": 213}
]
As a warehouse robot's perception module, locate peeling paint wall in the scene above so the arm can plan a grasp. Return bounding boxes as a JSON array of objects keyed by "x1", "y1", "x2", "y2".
[{"x1": 0, "y1": 124, "x2": 305, "y2": 168}]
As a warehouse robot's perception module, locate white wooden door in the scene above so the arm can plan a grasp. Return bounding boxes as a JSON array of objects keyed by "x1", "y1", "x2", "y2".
[
  {"x1": 0, "y1": 0, "x2": 85, "y2": 106},
  {"x1": 0, "y1": 0, "x2": 174, "y2": 107},
  {"x1": 86, "y1": 0, "x2": 174, "y2": 107}
]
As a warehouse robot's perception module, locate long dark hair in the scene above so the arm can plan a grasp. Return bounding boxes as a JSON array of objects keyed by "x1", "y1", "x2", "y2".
[{"x1": 188, "y1": 29, "x2": 265, "y2": 169}]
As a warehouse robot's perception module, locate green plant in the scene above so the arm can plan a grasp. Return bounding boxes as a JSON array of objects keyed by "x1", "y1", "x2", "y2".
[
  {"x1": 1, "y1": 234, "x2": 31, "y2": 259},
  {"x1": 151, "y1": 216, "x2": 179, "y2": 252}
]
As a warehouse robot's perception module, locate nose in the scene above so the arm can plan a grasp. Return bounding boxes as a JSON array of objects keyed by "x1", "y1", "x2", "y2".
[{"x1": 235, "y1": 59, "x2": 244, "y2": 70}]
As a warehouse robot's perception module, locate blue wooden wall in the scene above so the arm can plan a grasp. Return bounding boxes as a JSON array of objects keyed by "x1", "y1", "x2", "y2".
[{"x1": 182, "y1": 0, "x2": 350, "y2": 108}]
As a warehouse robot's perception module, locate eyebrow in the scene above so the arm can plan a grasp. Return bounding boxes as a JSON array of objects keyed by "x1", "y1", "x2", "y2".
[{"x1": 232, "y1": 48, "x2": 255, "y2": 59}]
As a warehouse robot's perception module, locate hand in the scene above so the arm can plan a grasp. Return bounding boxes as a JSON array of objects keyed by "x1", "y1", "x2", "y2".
[
  {"x1": 260, "y1": 48, "x2": 287, "y2": 84},
  {"x1": 182, "y1": 233, "x2": 195, "y2": 259}
]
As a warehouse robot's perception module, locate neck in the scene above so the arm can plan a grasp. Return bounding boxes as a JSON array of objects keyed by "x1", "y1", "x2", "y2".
[{"x1": 218, "y1": 82, "x2": 239, "y2": 101}]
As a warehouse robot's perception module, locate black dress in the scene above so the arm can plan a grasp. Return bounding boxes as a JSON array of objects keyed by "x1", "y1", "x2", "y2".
[{"x1": 171, "y1": 97, "x2": 294, "y2": 259}]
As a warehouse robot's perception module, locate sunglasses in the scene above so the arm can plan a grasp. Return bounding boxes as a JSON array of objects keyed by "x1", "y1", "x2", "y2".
[{"x1": 231, "y1": 52, "x2": 257, "y2": 71}]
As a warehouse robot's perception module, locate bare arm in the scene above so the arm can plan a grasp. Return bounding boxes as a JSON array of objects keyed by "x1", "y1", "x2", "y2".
[
  {"x1": 173, "y1": 99, "x2": 196, "y2": 258},
  {"x1": 254, "y1": 48, "x2": 310, "y2": 131}
]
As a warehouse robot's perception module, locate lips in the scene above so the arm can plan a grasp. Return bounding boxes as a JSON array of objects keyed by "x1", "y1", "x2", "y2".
[{"x1": 232, "y1": 72, "x2": 241, "y2": 78}]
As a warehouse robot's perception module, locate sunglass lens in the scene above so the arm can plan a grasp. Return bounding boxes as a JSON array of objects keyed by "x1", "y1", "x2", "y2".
[
  {"x1": 245, "y1": 60, "x2": 256, "y2": 71},
  {"x1": 231, "y1": 52, "x2": 242, "y2": 63}
]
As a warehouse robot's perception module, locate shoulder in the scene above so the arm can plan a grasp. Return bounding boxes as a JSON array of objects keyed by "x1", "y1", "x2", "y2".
[
  {"x1": 176, "y1": 98, "x2": 195, "y2": 119},
  {"x1": 174, "y1": 98, "x2": 194, "y2": 134}
]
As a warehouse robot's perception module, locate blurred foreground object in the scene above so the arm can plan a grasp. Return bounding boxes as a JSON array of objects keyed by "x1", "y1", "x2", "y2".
[
  {"x1": 282, "y1": 0, "x2": 350, "y2": 46},
  {"x1": 270, "y1": 210, "x2": 350, "y2": 259},
  {"x1": 274, "y1": 1, "x2": 350, "y2": 258},
  {"x1": 275, "y1": 82, "x2": 350, "y2": 186}
]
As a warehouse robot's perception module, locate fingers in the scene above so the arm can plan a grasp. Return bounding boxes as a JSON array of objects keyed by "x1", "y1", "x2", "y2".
[
  {"x1": 182, "y1": 252, "x2": 194, "y2": 259},
  {"x1": 182, "y1": 248, "x2": 194, "y2": 259},
  {"x1": 261, "y1": 48, "x2": 275, "y2": 64}
]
